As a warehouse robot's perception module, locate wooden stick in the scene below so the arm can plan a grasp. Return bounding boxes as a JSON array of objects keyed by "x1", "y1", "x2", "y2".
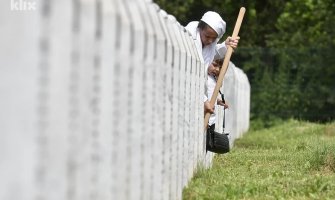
[{"x1": 204, "y1": 7, "x2": 246, "y2": 129}]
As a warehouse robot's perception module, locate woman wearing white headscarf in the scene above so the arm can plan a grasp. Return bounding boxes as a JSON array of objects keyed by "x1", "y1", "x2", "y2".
[{"x1": 185, "y1": 11, "x2": 239, "y2": 115}]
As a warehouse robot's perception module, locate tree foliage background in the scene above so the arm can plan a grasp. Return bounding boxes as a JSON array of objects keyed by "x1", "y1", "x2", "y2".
[{"x1": 154, "y1": 0, "x2": 335, "y2": 124}]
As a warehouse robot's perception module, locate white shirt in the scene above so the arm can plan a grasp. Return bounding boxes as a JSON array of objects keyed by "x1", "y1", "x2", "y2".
[{"x1": 206, "y1": 75, "x2": 218, "y2": 126}]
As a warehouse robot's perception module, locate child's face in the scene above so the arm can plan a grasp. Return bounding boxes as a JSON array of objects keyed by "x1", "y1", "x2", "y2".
[{"x1": 208, "y1": 60, "x2": 222, "y2": 77}]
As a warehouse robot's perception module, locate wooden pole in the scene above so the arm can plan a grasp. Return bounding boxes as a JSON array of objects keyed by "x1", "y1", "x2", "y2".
[{"x1": 204, "y1": 7, "x2": 246, "y2": 130}]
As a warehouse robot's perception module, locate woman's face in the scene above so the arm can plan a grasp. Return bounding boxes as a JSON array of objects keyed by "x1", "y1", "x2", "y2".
[{"x1": 200, "y1": 26, "x2": 218, "y2": 47}]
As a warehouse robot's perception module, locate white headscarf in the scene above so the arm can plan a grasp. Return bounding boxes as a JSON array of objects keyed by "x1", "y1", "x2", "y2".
[
  {"x1": 214, "y1": 43, "x2": 226, "y2": 60},
  {"x1": 200, "y1": 11, "x2": 226, "y2": 39}
]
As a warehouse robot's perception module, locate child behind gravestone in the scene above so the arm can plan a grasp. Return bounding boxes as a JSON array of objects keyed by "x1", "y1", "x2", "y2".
[{"x1": 206, "y1": 52, "x2": 229, "y2": 132}]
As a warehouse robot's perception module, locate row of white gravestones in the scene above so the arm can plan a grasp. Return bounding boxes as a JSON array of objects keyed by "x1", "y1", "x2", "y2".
[
  {"x1": 215, "y1": 62, "x2": 251, "y2": 146},
  {"x1": 0, "y1": 0, "x2": 249, "y2": 199}
]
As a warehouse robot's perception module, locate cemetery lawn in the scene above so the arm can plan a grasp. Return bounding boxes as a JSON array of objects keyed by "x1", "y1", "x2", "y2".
[{"x1": 183, "y1": 119, "x2": 335, "y2": 200}]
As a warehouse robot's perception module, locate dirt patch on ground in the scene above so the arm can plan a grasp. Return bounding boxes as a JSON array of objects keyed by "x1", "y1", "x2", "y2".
[{"x1": 324, "y1": 123, "x2": 335, "y2": 137}]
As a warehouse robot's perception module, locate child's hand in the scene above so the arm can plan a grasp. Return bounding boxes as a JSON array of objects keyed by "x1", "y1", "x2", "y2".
[
  {"x1": 217, "y1": 99, "x2": 229, "y2": 109},
  {"x1": 204, "y1": 101, "x2": 215, "y2": 114}
]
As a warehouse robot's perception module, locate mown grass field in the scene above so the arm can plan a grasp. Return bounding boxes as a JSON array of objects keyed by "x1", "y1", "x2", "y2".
[{"x1": 183, "y1": 120, "x2": 335, "y2": 200}]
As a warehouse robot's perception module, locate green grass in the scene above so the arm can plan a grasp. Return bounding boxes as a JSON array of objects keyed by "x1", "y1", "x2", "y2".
[{"x1": 183, "y1": 119, "x2": 335, "y2": 200}]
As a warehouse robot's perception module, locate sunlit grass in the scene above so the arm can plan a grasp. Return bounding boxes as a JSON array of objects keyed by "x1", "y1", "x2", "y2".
[{"x1": 183, "y1": 120, "x2": 335, "y2": 200}]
